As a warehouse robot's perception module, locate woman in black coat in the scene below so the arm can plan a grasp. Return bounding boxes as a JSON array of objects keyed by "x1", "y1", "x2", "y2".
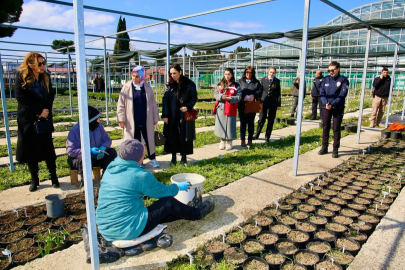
[
  {"x1": 162, "y1": 64, "x2": 197, "y2": 165},
  {"x1": 238, "y1": 66, "x2": 261, "y2": 147},
  {"x1": 15, "y1": 52, "x2": 59, "y2": 192}
]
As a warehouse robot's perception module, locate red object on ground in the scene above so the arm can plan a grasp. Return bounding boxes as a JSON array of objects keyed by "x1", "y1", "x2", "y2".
[{"x1": 388, "y1": 122, "x2": 405, "y2": 131}]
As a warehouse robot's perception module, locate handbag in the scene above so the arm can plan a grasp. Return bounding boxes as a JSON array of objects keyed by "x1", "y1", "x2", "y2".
[
  {"x1": 154, "y1": 127, "x2": 166, "y2": 147},
  {"x1": 244, "y1": 101, "x2": 262, "y2": 114},
  {"x1": 180, "y1": 100, "x2": 198, "y2": 122},
  {"x1": 35, "y1": 118, "x2": 54, "y2": 134}
]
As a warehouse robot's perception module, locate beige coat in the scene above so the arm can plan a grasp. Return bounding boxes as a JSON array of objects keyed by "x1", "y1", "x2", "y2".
[{"x1": 117, "y1": 81, "x2": 159, "y2": 155}]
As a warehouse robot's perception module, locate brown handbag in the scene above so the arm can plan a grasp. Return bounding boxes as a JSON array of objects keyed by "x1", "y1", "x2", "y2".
[
  {"x1": 244, "y1": 100, "x2": 262, "y2": 113},
  {"x1": 180, "y1": 100, "x2": 198, "y2": 121}
]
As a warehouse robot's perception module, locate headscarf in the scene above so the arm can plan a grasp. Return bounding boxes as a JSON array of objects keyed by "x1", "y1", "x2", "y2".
[
  {"x1": 131, "y1": 66, "x2": 146, "y2": 90},
  {"x1": 88, "y1": 106, "x2": 101, "y2": 131}
]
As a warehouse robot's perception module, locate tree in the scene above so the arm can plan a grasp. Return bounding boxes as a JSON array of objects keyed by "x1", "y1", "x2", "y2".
[
  {"x1": 229, "y1": 46, "x2": 251, "y2": 59},
  {"x1": 114, "y1": 16, "x2": 130, "y2": 54},
  {"x1": 255, "y1": 42, "x2": 262, "y2": 50},
  {"x1": 51, "y1": 39, "x2": 75, "y2": 54},
  {"x1": 0, "y1": 0, "x2": 23, "y2": 38}
]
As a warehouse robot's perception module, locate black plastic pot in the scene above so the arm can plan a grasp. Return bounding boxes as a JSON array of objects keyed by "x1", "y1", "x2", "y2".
[
  {"x1": 280, "y1": 261, "x2": 307, "y2": 270},
  {"x1": 242, "y1": 223, "x2": 262, "y2": 239},
  {"x1": 256, "y1": 231, "x2": 278, "y2": 250},
  {"x1": 0, "y1": 230, "x2": 27, "y2": 247},
  {"x1": 269, "y1": 223, "x2": 292, "y2": 239},
  {"x1": 51, "y1": 216, "x2": 73, "y2": 229},
  {"x1": 275, "y1": 238, "x2": 298, "y2": 259},
  {"x1": 261, "y1": 251, "x2": 285, "y2": 270},
  {"x1": 287, "y1": 118, "x2": 296, "y2": 126},
  {"x1": 65, "y1": 229, "x2": 83, "y2": 245},
  {"x1": 381, "y1": 130, "x2": 391, "y2": 140},
  {"x1": 204, "y1": 240, "x2": 230, "y2": 261},
  {"x1": 314, "y1": 229, "x2": 337, "y2": 248},
  {"x1": 344, "y1": 230, "x2": 368, "y2": 246},
  {"x1": 306, "y1": 239, "x2": 331, "y2": 258},
  {"x1": 12, "y1": 247, "x2": 41, "y2": 266},
  {"x1": 27, "y1": 222, "x2": 52, "y2": 236},
  {"x1": 287, "y1": 230, "x2": 310, "y2": 249},
  {"x1": 242, "y1": 256, "x2": 269, "y2": 270},
  {"x1": 308, "y1": 215, "x2": 328, "y2": 230},
  {"x1": 294, "y1": 249, "x2": 319, "y2": 270},
  {"x1": 334, "y1": 237, "x2": 360, "y2": 256},
  {"x1": 223, "y1": 247, "x2": 247, "y2": 269},
  {"x1": 0, "y1": 255, "x2": 12, "y2": 270},
  {"x1": 5, "y1": 237, "x2": 34, "y2": 254},
  {"x1": 316, "y1": 259, "x2": 343, "y2": 270},
  {"x1": 225, "y1": 229, "x2": 247, "y2": 248},
  {"x1": 241, "y1": 239, "x2": 265, "y2": 257},
  {"x1": 295, "y1": 221, "x2": 317, "y2": 239},
  {"x1": 325, "y1": 223, "x2": 348, "y2": 238},
  {"x1": 390, "y1": 131, "x2": 401, "y2": 140}
]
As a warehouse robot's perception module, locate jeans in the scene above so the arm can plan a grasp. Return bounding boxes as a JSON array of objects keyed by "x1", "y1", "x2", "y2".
[
  {"x1": 134, "y1": 126, "x2": 156, "y2": 160},
  {"x1": 140, "y1": 197, "x2": 201, "y2": 236},
  {"x1": 70, "y1": 148, "x2": 117, "y2": 177},
  {"x1": 239, "y1": 110, "x2": 255, "y2": 140},
  {"x1": 291, "y1": 96, "x2": 299, "y2": 117},
  {"x1": 321, "y1": 108, "x2": 344, "y2": 149},
  {"x1": 311, "y1": 96, "x2": 322, "y2": 119}
]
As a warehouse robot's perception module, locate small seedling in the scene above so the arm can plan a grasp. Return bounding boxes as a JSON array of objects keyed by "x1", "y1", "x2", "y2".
[{"x1": 1, "y1": 249, "x2": 12, "y2": 263}]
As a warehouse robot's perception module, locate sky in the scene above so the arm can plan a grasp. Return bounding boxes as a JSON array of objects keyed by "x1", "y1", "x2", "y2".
[{"x1": 1, "y1": 0, "x2": 376, "y2": 63}]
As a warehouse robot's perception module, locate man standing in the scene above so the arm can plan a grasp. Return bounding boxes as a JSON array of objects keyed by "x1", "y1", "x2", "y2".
[
  {"x1": 253, "y1": 67, "x2": 281, "y2": 142},
  {"x1": 93, "y1": 73, "x2": 105, "y2": 93},
  {"x1": 318, "y1": 61, "x2": 349, "y2": 158},
  {"x1": 370, "y1": 67, "x2": 390, "y2": 128},
  {"x1": 291, "y1": 73, "x2": 306, "y2": 118},
  {"x1": 310, "y1": 70, "x2": 323, "y2": 120}
]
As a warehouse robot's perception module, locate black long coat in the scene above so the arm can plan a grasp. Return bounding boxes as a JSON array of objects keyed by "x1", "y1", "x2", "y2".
[
  {"x1": 162, "y1": 77, "x2": 197, "y2": 155},
  {"x1": 15, "y1": 72, "x2": 56, "y2": 163}
]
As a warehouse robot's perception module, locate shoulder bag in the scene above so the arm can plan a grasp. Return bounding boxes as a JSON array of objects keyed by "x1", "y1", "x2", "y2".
[
  {"x1": 35, "y1": 118, "x2": 55, "y2": 134},
  {"x1": 180, "y1": 100, "x2": 198, "y2": 122},
  {"x1": 154, "y1": 126, "x2": 166, "y2": 147},
  {"x1": 244, "y1": 100, "x2": 262, "y2": 114}
]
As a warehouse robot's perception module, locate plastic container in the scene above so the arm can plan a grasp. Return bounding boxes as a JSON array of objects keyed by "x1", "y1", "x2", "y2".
[
  {"x1": 170, "y1": 173, "x2": 205, "y2": 207},
  {"x1": 45, "y1": 194, "x2": 66, "y2": 218}
]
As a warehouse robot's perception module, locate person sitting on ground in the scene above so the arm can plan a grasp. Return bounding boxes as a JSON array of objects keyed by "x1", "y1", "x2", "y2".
[
  {"x1": 96, "y1": 139, "x2": 215, "y2": 242},
  {"x1": 66, "y1": 106, "x2": 117, "y2": 184}
]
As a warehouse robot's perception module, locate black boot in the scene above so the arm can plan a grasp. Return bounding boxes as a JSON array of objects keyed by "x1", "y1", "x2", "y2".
[
  {"x1": 29, "y1": 178, "x2": 39, "y2": 192},
  {"x1": 28, "y1": 162, "x2": 39, "y2": 192},
  {"x1": 180, "y1": 155, "x2": 187, "y2": 166},
  {"x1": 170, "y1": 153, "x2": 177, "y2": 166},
  {"x1": 50, "y1": 171, "x2": 60, "y2": 188},
  {"x1": 332, "y1": 148, "x2": 339, "y2": 158},
  {"x1": 318, "y1": 146, "x2": 328, "y2": 155},
  {"x1": 198, "y1": 196, "x2": 215, "y2": 219}
]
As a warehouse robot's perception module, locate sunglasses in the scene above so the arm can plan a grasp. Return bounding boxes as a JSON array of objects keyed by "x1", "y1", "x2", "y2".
[
  {"x1": 37, "y1": 61, "x2": 47, "y2": 67},
  {"x1": 246, "y1": 72, "x2": 252, "y2": 74},
  {"x1": 328, "y1": 68, "x2": 337, "y2": 73}
]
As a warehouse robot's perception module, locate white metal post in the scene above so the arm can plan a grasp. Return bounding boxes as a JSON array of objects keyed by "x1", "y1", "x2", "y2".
[
  {"x1": 385, "y1": 44, "x2": 398, "y2": 128},
  {"x1": 54, "y1": 64, "x2": 58, "y2": 96},
  {"x1": 356, "y1": 29, "x2": 371, "y2": 144},
  {"x1": 155, "y1": 60, "x2": 158, "y2": 100},
  {"x1": 166, "y1": 21, "x2": 170, "y2": 83},
  {"x1": 107, "y1": 56, "x2": 111, "y2": 102},
  {"x1": 67, "y1": 48, "x2": 73, "y2": 116},
  {"x1": 183, "y1": 46, "x2": 186, "y2": 76},
  {"x1": 72, "y1": 1, "x2": 99, "y2": 268},
  {"x1": 103, "y1": 38, "x2": 109, "y2": 125},
  {"x1": 235, "y1": 54, "x2": 238, "y2": 80},
  {"x1": 292, "y1": 0, "x2": 310, "y2": 177},
  {"x1": 346, "y1": 60, "x2": 352, "y2": 105},
  {"x1": 0, "y1": 53, "x2": 15, "y2": 172},
  {"x1": 251, "y1": 39, "x2": 255, "y2": 67},
  {"x1": 189, "y1": 57, "x2": 191, "y2": 79}
]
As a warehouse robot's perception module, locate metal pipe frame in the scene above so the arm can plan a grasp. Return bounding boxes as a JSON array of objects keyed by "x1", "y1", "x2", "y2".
[
  {"x1": 67, "y1": 48, "x2": 73, "y2": 116},
  {"x1": 166, "y1": 22, "x2": 170, "y2": 83},
  {"x1": 385, "y1": 44, "x2": 399, "y2": 128},
  {"x1": 103, "y1": 38, "x2": 109, "y2": 125}
]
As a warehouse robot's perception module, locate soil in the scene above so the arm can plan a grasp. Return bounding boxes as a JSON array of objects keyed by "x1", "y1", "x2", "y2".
[
  {"x1": 307, "y1": 197, "x2": 323, "y2": 207},
  {"x1": 66, "y1": 230, "x2": 82, "y2": 242},
  {"x1": 255, "y1": 215, "x2": 273, "y2": 227},
  {"x1": 333, "y1": 215, "x2": 354, "y2": 226},
  {"x1": 324, "y1": 203, "x2": 341, "y2": 212},
  {"x1": 286, "y1": 198, "x2": 301, "y2": 205},
  {"x1": 65, "y1": 197, "x2": 82, "y2": 204},
  {"x1": 226, "y1": 230, "x2": 245, "y2": 244},
  {"x1": 359, "y1": 193, "x2": 376, "y2": 200},
  {"x1": 276, "y1": 240, "x2": 298, "y2": 255},
  {"x1": 244, "y1": 258, "x2": 268, "y2": 270},
  {"x1": 314, "y1": 193, "x2": 330, "y2": 201},
  {"x1": 322, "y1": 189, "x2": 338, "y2": 196},
  {"x1": 193, "y1": 250, "x2": 214, "y2": 267},
  {"x1": 336, "y1": 238, "x2": 359, "y2": 251},
  {"x1": 71, "y1": 211, "x2": 87, "y2": 220},
  {"x1": 342, "y1": 188, "x2": 358, "y2": 195},
  {"x1": 0, "y1": 212, "x2": 18, "y2": 224},
  {"x1": 315, "y1": 260, "x2": 342, "y2": 270},
  {"x1": 348, "y1": 185, "x2": 363, "y2": 191},
  {"x1": 205, "y1": 240, "x2": 230, "y2": 253},
  {"x1": 353, "y1": 181, "x2": 367, "y2": 187},
  {"x1": 270, "y1": 224, "x2": 291, "y2": 235},
  {"x1": 280, "y1": 214, "x2": 297, "y2": 225},
  {"x1": 292, "y1": 192, "x2": 308, "y2": 200},
  {"x1": 279, "y1": 204, "x2": 294, "y2": 212},
  {"x1": 79, "y1": 219, "x2": 87, "y2": 228},
  {"x1": 327, "y1": 250, "x2": 354, "y2": 265},
  {"x1": 349, "y1": 222, "x2": 372, "y2": 232},
  {"x1": 331, "y1": 197, "x2": 347, "y2": 206},
  {"x1": 243, "y1": 224, "x2": 261, "y2": 236},
  {"x1": 223, "y1": 247, "x2": 247, "y2": 264},
  {"x1": 375, "y1": 197, "x2": 393, "y2": 204},
  {"x1": 67, "y1": 203, "x2": 86, "y2": 212},
  {"x1": 13, "y1": 246, "x2": 40, "y2": 262},
  {"x1": 367, "y1": 184, "x2": 383, "y2": 190},
  {"x1": 34, "y1": 229, "x2": 58, "y2": 243},
  {"x1": 19, "y1": 205, "x2": 43, "y2": 218},
  {"x1": 0, "y1": 230, "x2": 26, "y2": 243},
  {"x1": 362, "y1": 188, "x2": 378, "y2": 195},
  {"x1": 326, "y1": 222, "x2": 347, "y2": 233},
  {"x1": 65, "y1": 222, "x2": 81, "y2": 232},
  {"x1": 345, "y1": 231, "x2": 367, "y2": 242},
  {"x1": 309, "y1": 215, "x2": 327, "y2": 225},
  {"x1": 281, "y1": 263, "x2": 306, "y2": 270},
  {"x1": 24, "y1": 214, "x2": 47, "y2": 226},
  {"x1": 257, "y1": 233, "x2": 278, "y2": 245},
  {"x1": 315, "y1": 230, "x2": 336, "y2": 242},
  {"x1": 366, "y1": 208, "x2": 385, "y2": 217},
  {"x1": 288, "y1": 230, "x2": 309, "y2": 243},
  {"x1": 376, "y1": 203, "x2": 389, "y2": 211},
  {"x1": 6, "y1": 238, "x2": 34, "y2": 253},
  {"x1": 295, "y1": 221, "x2": 316, "y2": 233},
  {"x1": 263, "y1": 252, "x2": 285, "y2": 264},
  {"x1": 28, "y1": 222, "x2": 52, "y2": 234},
  {"x1": 358, "y1": 214, "x2": 379, "y2": 224},
  {"x1": 263, "y1": 208, "x2": 282, "y2": 217},
  {"x1": 338, "y1": 192, "x2": 354, "y2": 200},
  {"x1": 307, "y1": 241, "x2": 331, "y2": 253},
  {"x1": 0, "y1": 220, "x2": 23, "y2": 234},
  {"x1": 316, "y1": 208, "x2": 334, "y2": 217},
  {"x1": 242, "y1": 240, "x2": 264, "y2": 253},
  {"x1": 298, "y1": 204, "x2": 315, "y2": 212},
  {"x1": 52, "y1": 216, "x2": 73, "y2": 226},
  {"x1": 329, "y1": 185, "x2": 343, "y2": 191},
  {"x1": 0, "y1": 259, "x2": 11, "y2": 270},
  {"x1": 295, "y1": 251, "x2": 319, "y2": 265},
  {"x1": 347, "y1": 203, "x2": 366, "y2": 212},
  {"x1": 290, "y1": 211, "x2": 308, "y2": 220}
]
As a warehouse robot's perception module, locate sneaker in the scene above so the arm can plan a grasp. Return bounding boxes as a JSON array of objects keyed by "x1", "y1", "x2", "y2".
[
  {"x1": 219, "y1": 140, "x2": 225, "y2": 150},
  {"x1": 150, "y1": 159, "x2": 160, "y2": 168},
  {"x1": 225, "y1": 141, "x2": 233, "y2": 151},
  {"x1": 318, "y1": 146, "x2": 328, "y2": 155},
  {"x1": 332, "y1": 148, "x2": 339, "y2": 158}
]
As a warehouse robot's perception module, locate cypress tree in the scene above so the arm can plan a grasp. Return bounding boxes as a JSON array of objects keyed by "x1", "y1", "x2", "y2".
[{"x1": 113, "y1": 16, "x2": 130, "y2": 54}]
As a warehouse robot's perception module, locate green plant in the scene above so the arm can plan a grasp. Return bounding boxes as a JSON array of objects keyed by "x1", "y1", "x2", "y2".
[
  {"x1": 37, "y1": 229, "x2": 69, "y2": 257},
  {"x1": 211, "y1": 259, "x2": 237, "y2": 270}
]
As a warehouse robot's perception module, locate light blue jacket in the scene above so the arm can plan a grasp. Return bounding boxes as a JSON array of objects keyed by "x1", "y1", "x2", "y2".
[{"x1": 96, "y1": 157, "x2": 179, "y2": 241}]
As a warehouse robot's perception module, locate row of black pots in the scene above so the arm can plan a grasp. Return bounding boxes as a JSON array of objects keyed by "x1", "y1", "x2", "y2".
[
  {"x1": 381, "y1": 131, "x2": 405, "y2": 140},
  {"x1": 275, "y1": 118, "x2": 296, "y2": 125}
]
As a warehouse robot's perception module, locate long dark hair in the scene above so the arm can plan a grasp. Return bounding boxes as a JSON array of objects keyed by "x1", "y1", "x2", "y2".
[
  {"x1": 217, "y1": 68, "x2": 235, "y2": 91},
  {"x1": 241, "y1": 66, "x2": 257, "y2": 82},
  {"x1": 168, "y1": 64, "x2": 184, "y2": 84}
]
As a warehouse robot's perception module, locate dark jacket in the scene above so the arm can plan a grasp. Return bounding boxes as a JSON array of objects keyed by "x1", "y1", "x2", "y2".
[
  {"x1": 259, "y1": 76, "x2": 281, "y2": 107},
  {"x1": 162, "y1": 76, "x2": 197, "y2": 154},
  {"x1": 15, "y1": 71, "x2": 56, "y2": 163},
  {"x1": 237, "y1": 78, "x2": 261, "y2": 112},
  {"x1": 292, "y1": 77, "x2": 307, "y2": 97},
  {"x1": 320, "y1": 74, "x2": 349, "y2": 110},
  {"x1": 93, "y1": 77, "x2": 105, "y2": 91},
  {"x1": 372, "y1": 75, "x2": 391, "y2": 98},
  {"x1": 311, "y1": 76, "x2": 323, "y2": 97}
]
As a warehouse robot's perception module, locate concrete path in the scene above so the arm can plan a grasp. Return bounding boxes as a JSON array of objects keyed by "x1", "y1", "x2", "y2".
[{"x1": 13, "y1": 115, "x2": 383, "y2": 270}]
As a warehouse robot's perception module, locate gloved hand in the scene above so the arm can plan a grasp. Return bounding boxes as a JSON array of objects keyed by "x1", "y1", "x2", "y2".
[
  {"x1": 97, "y1": 146, "x2": 106, "y2": 160},
  {"x1": 176, "y1": 181, "x2": 191, "y2": 191},
  {"x1": 91, "y1": 147, "x2": 99, "y2": 155}
]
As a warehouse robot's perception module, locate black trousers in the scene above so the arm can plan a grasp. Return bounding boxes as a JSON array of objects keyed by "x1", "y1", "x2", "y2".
[
  {"x1": 321, "y1": 108, "x2": 344, "y2": 149},
  {"x1": 291, "y1": 96, "x2": 299, "y2": 117},
  {"x1": 140, "y1": 197, "x2": 200, "y2": 236},
  {"x1": 239, "y1": 110, "x2": 255, "y2": 140},
  {"x1": 311, "y1": 96, "x2": 322, "y2": 119},
  {"x1": 28, "y1": 159, "x2": 57, "y2": 181},
  {"x1": 256, "y1": 102, "x2": 277, "y2": 139},
  {"x1": 134, "y1": 126, "x2": 155, "y2": 160},
  {"x1": 70, "y1": 148, "x2": 117, "y2": 176}
]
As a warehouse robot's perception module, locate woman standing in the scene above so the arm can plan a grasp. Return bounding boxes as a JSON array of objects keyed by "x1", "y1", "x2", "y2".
[
  {"x1": 15, "y1": 52, "x2": 59, "y2": 192},
  {"x1": 162, "y1": 64, "x2": 197, "y2": 165},
  {"x1": 214, "y1": 68, "x2": 241, "y2": 150},
  {"x1": 117, "y1": 66, "x2": 160, "y2": 168},
  {"x1": 238, "y1": 66, "x2": 262, "y2": 146}
]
